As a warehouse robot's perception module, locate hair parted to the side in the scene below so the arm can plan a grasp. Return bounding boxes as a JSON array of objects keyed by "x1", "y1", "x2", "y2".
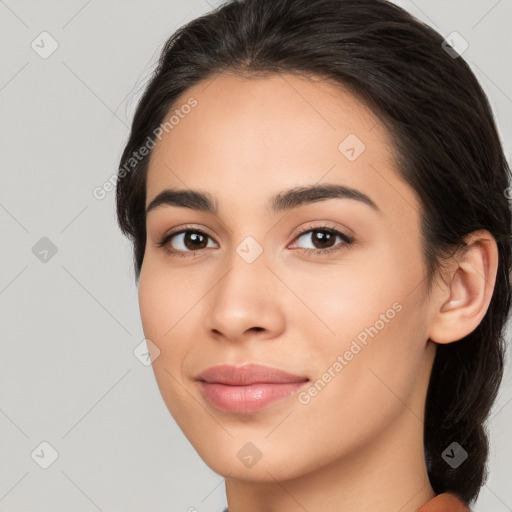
[{"x1": 116, "y1": 0, "x2": 512, "y2": 504}]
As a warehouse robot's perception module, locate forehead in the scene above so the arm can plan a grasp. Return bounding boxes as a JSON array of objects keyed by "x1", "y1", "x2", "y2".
[{"x1": 145, "y1": 72, "x2": 415, "y2": 220}]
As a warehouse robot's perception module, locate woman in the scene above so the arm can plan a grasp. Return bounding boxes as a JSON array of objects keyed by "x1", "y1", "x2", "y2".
[{"x1": 115, "y1": 0, "x2": 512, "y2": 510}]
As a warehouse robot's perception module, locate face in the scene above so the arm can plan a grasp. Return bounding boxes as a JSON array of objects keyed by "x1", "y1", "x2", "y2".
[{"x1": 138, "y1": 72, "x2": 436, "y2": 482}]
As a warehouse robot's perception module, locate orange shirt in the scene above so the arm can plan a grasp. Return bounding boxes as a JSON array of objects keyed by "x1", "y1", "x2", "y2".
[
  {"x1": 416, "y1": 492, "x2": 471, "y2": 512},
  {"x1": 222, "y1": 491, "x2": 471, "y2": 511}
]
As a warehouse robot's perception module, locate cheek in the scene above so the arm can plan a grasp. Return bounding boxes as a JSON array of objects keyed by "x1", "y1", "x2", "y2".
[
  {"x1": 138, "y1": 266, "x2": 199, "y2": 422},
  {"x1": 324, "y1": 285, "x2": 428, "y2": 410},
  {"x1": 138, "y1": 259, "x2": 195, "y2": 342},
  {"x1": 289, "y1": 302, "x2": 428, "y2": 473},
  {"x1": 137, "y1": 263, "x2": 191, "y2": 374},
  {"x1": 286, "y1": 247, "x2": 414, "y2": 349},
  {"x1": 290, "y1": 242, "x2": 428, "y2": 405}
]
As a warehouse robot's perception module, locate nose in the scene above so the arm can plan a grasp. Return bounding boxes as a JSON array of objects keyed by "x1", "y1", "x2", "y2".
[{"x1": 203, "y1": 245, "x2": 286, "y2": 344}]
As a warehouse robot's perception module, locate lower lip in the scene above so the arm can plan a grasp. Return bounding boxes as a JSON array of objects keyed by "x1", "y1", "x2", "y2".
[{"x1": 197, "y1": 381, "x2": 308, "y2": 414}]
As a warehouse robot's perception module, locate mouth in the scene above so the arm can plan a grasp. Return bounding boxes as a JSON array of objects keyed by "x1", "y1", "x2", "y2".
[{"x1": 194, "y1": 363, "x2": 310, "y2": 414}]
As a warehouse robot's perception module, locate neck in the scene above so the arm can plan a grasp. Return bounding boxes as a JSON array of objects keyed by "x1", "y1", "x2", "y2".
[{"x1": 225, "y1": 409, "x2": 435, "y2": 512}]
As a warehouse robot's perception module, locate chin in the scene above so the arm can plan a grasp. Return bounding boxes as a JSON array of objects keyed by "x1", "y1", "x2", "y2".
[{"x1": 188, "y1": 435, "x2": 317, "y2": 483}]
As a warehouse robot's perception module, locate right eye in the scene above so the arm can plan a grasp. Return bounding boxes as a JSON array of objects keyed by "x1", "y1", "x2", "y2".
[{"x1": 156, "y1": 228, "x2": 218, "y2": 257}]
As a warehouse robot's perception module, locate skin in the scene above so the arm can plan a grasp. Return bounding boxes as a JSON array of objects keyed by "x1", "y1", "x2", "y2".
[{"x1": 138, "y1": 72, "x2": 498, "y2": 512}]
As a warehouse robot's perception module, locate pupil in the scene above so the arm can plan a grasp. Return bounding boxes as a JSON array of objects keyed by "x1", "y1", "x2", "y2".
[
  {"x1": 314, "y1": 231, "x2": 333, "y2": 248},
  {"x1": 186, "y1": 232, "x2": 207, "y2": 250}
]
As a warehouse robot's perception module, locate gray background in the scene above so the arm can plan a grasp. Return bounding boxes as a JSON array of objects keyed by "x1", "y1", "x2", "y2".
[{"x1": 1, "y1": 1, "x2": 511, "y2": 511}]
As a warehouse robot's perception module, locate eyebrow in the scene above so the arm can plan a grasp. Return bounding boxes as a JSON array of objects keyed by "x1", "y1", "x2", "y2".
[{"x1": 145, "y1": 183, "x2": 380, "y2": 216}]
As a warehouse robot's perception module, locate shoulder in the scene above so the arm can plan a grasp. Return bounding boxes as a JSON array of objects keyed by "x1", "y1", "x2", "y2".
[
  {"x1": 223, "y1": 493, "x2": 470, "y2": 512},
  {"x1": 416, "y1": 492, "x2": 471, "y2": 512}
]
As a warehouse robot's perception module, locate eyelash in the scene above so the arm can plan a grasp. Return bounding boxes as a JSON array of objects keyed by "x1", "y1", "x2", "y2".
[{"x1": 155, "y1": 223, "x2": 355, "y2": 258}]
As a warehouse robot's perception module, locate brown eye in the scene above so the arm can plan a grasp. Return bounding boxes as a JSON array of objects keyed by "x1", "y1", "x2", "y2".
[
  {"x1": 180, "y1": 231, "x2": 209, "y2": 250},
  {"x1": 157, "y1": 228, "x2": 217, "y2": 257},
  {"x1": 304, "y1": 230, "x2": 337, "y2": 249},
  {"x1": 291, "y1": 224, "x2": 354, "y2": 256}
]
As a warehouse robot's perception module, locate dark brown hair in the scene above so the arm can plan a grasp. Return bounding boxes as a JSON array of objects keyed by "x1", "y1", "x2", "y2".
[{"x1": 116, "y1": 0, "x2": 512, "y2": 505}]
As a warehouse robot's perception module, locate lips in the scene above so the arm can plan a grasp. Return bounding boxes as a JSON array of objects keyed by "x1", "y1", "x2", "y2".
[
  {"x1": 194, "y1": 363, "x2": 309, "y2": 414},
  {"x1": 194, "y1": 363, "x2": 309, "y2": 385}
]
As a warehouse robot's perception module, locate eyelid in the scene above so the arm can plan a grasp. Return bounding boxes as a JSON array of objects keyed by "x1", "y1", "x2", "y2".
[
  {"x1": 291, "y1": 221, "x2": 353, "y2": 240},
  {"x1": 159, "y1": 223, "x2": 216, "y2": 243}
]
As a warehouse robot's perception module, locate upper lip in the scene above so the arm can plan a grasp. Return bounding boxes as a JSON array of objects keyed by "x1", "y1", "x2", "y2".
[{"x1": 194, "y1": 363, "x2": 309, "y2": 386}]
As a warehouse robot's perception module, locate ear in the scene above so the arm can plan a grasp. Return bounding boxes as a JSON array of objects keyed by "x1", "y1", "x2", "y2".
[{"x1": 428, "y1": 230, "x2": 499, "y2": 344}]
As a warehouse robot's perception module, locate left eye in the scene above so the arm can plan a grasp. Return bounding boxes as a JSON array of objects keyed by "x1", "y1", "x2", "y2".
[{"x1": 291, "y1": 226, "x2": 354, "y2": 254}]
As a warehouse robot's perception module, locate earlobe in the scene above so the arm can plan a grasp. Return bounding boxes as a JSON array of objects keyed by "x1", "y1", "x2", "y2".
[{"x1": 428, "y1": 230, "x2": 499, "y2": 344}]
